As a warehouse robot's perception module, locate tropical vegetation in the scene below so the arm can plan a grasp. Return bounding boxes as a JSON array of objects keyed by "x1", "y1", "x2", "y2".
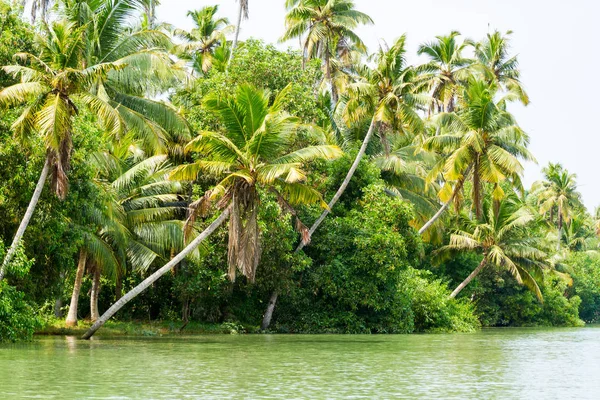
[{"x1": 0, "y1": 0, "x2": 597, "y2": 342}]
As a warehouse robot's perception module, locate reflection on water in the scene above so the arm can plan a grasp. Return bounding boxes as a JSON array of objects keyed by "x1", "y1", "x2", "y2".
[{"x1": 1, "y1": 327, "x2": 599, "y2": 399}]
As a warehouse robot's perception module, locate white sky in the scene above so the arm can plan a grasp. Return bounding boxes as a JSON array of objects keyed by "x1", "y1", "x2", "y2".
[{"x1": 158, "y1": 0, "x2": 599, "y2": 211}]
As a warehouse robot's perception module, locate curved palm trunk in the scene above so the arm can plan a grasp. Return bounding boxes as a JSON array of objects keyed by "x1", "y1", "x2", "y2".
[
  {"x1": 419, "y1": 165, "x2": 471, "y2": 235},
  {"x1": 0, "y1": 156, "x2": 50, "y2": 282},
  {"x1": 260, "y1": 290, "x2": 278, "y2": 330},
  {"x1": 449, "y1": 258, "x2": 486, "y2": 299},
  {"x1": 82, "y1": 208, "x2": 231, "y2": 339},
  {"x1": 260, "y1": 118, "x2": 378, "y2": 330},
  {"x1": 298, "y1": 117, "x2": 377, "y2": 251},
  {"x1": 90, "y1": 267, "x2": 101, "y2": 322},
  {"x1": 228, "y1": 1, "x2": 244, "y2": 66},
  {"x1": 65, "y1": 249, "x2": 87, "y2": 327}
]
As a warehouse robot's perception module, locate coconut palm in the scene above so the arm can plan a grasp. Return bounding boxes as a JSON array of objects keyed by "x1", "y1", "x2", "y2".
[
  {"x1": 375, "y1": 133, "x2": 443, "y2": 242},
  {"x1": 417, "y1": 31, "x2": 474, "y2": 114},
  {"x1": 420, "y1": 78, "x2": 534, "y2": 233},
  {"x1": 300, "y1": 36, "x2": 425, "y2": 250},
  {"x1": 260, "y1": 36, "x2": 425, "y2": 331},
  {"x1": 0, "y1": 20, "x2": 123, "y2": 281},
  {"x1": 66, "y1": 152, "x2": 191, "y2": 326},
  {"x1": 473, "y1": 30, "x2": 529, "y2": 105},
  {"x1": 281, "y1": 0, "x2": 373, "y2": 103},
  {"x1": 82, "y1": 84, "x2": 341, "y2": 338},
  {"x1": 173, "y1": 6, "x2": 233, "y2": 75},
  {"x1": 532, "y1": 163, "x2": 583, "y2": 251},
  {"x1": 437, "y1": 195, "x2": 548, "y2": 300},
  {"x1": 60, "y1": 0, "x2": 190, "y2": 154},
  {"x1": 229, "y1": 0, "x2": 249, "y2": 65}
]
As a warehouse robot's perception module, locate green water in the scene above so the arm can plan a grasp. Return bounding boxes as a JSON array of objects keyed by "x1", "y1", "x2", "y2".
[{"x1": 1, "y1": 327, "x2": 599, "y2": 399}]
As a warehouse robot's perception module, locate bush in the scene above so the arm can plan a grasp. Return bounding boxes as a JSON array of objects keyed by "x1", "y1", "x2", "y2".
[
  {"x1": 0, "y1": 242, "x2": 41, "y2": 342},
  {"x1": 473, "y1": 269, "x2": 583, "y2": 327},
  {"x1": 274, "y1": 184, "x2": 479, "y2": 333},
  {"x1": 402, "y1": 268, "x2": 480, "y2": 333},
  {"x1": 566, "y1": 253, "x2": 600, "y2": 323}
]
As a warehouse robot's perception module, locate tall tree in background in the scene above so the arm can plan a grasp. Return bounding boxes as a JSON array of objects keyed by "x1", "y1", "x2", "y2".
[
  {"x1": 173, "y1": 6, "x2": 233, "y2": 75},
  {"x1": 229, "y1": 0, "x2": 249, "y2": 65},
  {"x1": 281, "y1": 0, "x2": 373, "y2": 104},
  {"x1": 417, "y1": 31, "x2": 473, "y2": 114},
  {"x1": 533, "y1": 163, "x2": 583, "y2": 251},
  {"x1": 474, "y1": 30, "x2": 529, "y2": 105}
]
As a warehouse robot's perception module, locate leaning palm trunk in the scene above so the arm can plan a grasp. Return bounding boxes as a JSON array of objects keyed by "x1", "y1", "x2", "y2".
[
  {"x1": 90, "y1": 267, "x2": 101, "y2": 322},
  {"x1": 82, "y1": 208, "x2": 231, "y2": 339},
  {"x1": 418, "y1": 165, "x2": 472, "y2": 235},
  {"x1": 0, "y1": 156, "x2": 50, "y2": 282},
  {"x1": 65, "y1": 249, "x2": 86, "y2": 327},
  {"x1": 449, "y1": 258, "x2": 486, "y2": 299},
  {"x1": 298, "y1": 117, "x2": 377, "y2": 252},
  {"x1": 260, "y1": 118, "x2": 377, "y2": 330}
]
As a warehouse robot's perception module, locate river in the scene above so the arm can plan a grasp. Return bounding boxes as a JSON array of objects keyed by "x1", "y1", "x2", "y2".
[{"x1": 1, "y1": 327, "x2": 599, "y2": 399}]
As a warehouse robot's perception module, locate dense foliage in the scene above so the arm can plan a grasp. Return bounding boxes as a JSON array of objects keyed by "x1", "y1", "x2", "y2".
[{"x1": 0, "y1": 0, "x2": 598, "y2": 341}]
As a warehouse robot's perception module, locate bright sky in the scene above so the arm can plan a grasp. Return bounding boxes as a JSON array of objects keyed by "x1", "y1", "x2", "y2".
[{"x1": 157, "y1": 0, "x2": 599, "y2": 211}]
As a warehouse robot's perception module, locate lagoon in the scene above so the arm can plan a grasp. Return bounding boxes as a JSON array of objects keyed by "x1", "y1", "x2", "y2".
[{"x1": 1, "y1": 327, "x2": 600, "y2": 399}]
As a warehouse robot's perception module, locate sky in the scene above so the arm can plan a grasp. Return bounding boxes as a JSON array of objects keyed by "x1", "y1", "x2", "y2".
[{"x1": 157, "y1": 0, "x2": 599, "y2": 211}]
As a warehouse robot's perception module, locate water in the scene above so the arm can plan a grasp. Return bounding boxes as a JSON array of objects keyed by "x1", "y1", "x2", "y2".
[{"x1": 1, "y1": 327, "x2": 599, "y2": 399}]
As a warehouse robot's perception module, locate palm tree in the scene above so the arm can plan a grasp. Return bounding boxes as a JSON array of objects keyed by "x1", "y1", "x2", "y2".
[
  {"x1": 301, "y1": 36, "x2": 425, "y2": 250},
  {"x1": 82, "y1": 84, "x2": 341, "y2": 338},
  {"x1": 61, "y1": 0, "x2": 190, "y2": 154},
  {"x1": 281, "y1": 0, "x2": 373, "y2": 104},
  {"x1": 66, "y1": 152, "x2": 190, "y2": 326},
  {"x1": 1, "y1": 1, "x2": 190, "y2": 280},
  {"x1": 420, "y1": 78, "x2": 534, "y2": 232},
  {"x1": 173, "y1": 6, "x2": 233, "y2": 75},
  {"x1": 0, "y1": 20, "x2": 124, "y2": 281},
  {"x1": 417, "y1": 31, "x2": 474, "y2": 114},
  {"x1": 437, "y1": 195, "x2": 548, "y2": 300},
  {"x1": 229, "y1": 0, "x2": 249, "y2": 65},
  {"x1": 532, "y1": 163, "x2": 583, "y2": 251},
  {"x1": 260, "y1": 36, "x2": 425, "y2": 331},
  {"x1": 473, "y1": 30, "x2": 529, "y2": 105},
  {"x1": 375, "y1": 133, "x2": 443, "y2": 242}
]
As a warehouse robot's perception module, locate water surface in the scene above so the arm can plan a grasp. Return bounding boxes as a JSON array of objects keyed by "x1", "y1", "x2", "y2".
[{"x1": 1, "y1": 327, "x2": 599, "y2": 399}]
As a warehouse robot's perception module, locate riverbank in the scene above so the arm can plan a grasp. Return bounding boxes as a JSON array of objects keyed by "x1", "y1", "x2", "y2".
[{"x1": 37, "y1": 319, "x2": 254, "y2": 337}]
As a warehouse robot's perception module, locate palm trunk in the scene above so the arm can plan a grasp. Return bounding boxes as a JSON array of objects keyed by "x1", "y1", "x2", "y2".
[
  {"x1": 0, "y1": 156, "x2": 50, "y2": 282},
  {"x1": 54, "y1": 298, "x2": 63, "y2": 318},
  {"x1": 260, "y1": 290, "x2": 278, "y2": 330},
  {"x1": 419, "y1": 165, "x2": 472, "y2": 235},
  {"x1": 449, "y1": 258, "x2": 486, "y2": 299},
  {"x1": 557, "y1": 211, "x2": 563, "y2": 252},
  {"x1": 228, "y1": 1, "x2": 244, "y2": 66},
  {"x1": 260, "y1": 118, "x2": 378, "y2": 331},
  {"x1": 65, "y1": 249, "x2": 86, "y2": 327},
  {"x1": 473, "y1": 158, "x2": 482, "y2": 220},
  {"x1": 82, "y1": 208, "x2": 231, "y2": 339},
  {"x1": 297, "y1": 117, "x2": 378, "y2": 252},
  {"x1": 90, "y1": 267, "x2": 101, "y2": 322},
  {"x1": 325, "y1": 50, "x2": 338, "y2": 107}
]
